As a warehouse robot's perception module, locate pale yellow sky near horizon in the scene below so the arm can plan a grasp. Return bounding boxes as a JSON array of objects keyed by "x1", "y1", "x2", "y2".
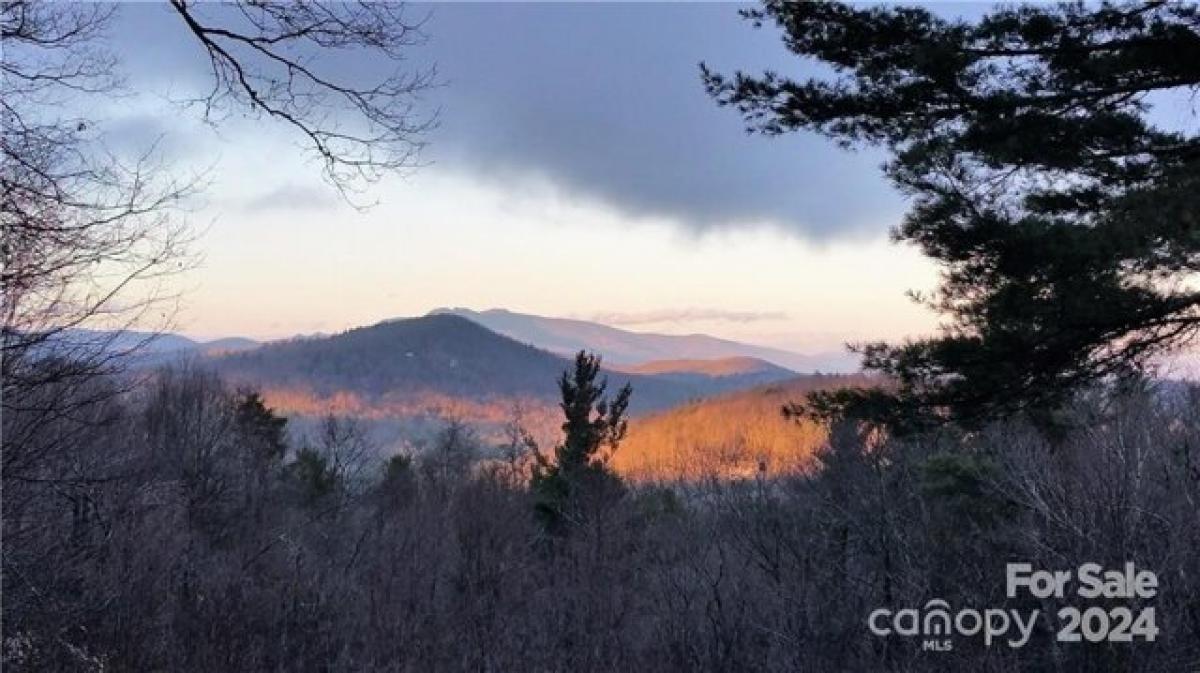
[
  {"x1": 170, "y1": 161, "x2": 940, "y2": 355},
  {"x1": 94, "y1": 95, "x2": 942, "y2": 357}
]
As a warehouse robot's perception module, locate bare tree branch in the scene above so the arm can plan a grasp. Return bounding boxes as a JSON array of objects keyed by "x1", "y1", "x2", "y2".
[{"x1": 167, "y1": 0, "x2": 437, "y2": 200}]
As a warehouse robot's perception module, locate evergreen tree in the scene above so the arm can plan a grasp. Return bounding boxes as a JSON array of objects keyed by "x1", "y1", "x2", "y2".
[
  {"x1": 233, "y1": 391, "x2": 287, "y2": 466},
  {"x1": 231, "y1": 390, "x2": 288, "y2": 522},
  {"x1": 377, "y1": 454, "x2": 417, "y2": 512},
  {"x1": 532, "y1": 351, "x2": 632, "y2": 532},
  {"x1": 705, "y1": 1, "x2": 1200, "y2": 430},
  {"x1": 288, "y1": 447, "x2": 339, "y2": 507}
]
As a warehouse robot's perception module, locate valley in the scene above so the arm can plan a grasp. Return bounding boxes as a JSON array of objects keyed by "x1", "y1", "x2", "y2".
[{"x1": 112, "y1": 309, "x2": 858, "y2": 479}]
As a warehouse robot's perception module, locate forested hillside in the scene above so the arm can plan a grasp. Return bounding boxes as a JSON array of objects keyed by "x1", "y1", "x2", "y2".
[
  {"x1": 215, "y1": 315, "x2": 568, "y2": 399},
  {"x1": 7, "y1": 361, "x2": 1199, "y2": 671},
  {"x1": 212, "y1": 314, "x2": 766, "y2": 414},
  {"x1": 616, "y1": 375, "x2": 868, "y2": 480}
]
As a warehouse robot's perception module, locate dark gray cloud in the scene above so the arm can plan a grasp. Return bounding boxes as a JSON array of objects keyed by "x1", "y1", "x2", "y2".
[
  {"x1": 110, "y1": 3, "x2": 905, "y2": 239},
  {"x1": 590, "y1": 309, "x2": 788, "y2": 326},
  {"x1": 421, "y1": 3, "x2": 904, "y2": 238}
]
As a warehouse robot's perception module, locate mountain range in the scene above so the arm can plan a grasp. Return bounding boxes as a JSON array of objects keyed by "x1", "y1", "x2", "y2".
[
  {"x1": 429, "y1": 307, "x2": 857, "y2": 372},
  {"x1": 38, "y1": 310, "x2": 858, "y2": 445},
  {"x1": 210, "y1": 314, "x2": 798, "y2": 413},
  {"x1": 35, "y1": 312, "x2": 865, "y2": 471},
  {"x1": 34, "y1": 329, "x2": 259, "y2": 360}
]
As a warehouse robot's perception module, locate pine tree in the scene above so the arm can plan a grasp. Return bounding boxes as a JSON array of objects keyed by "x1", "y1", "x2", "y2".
[
  {"x1": 231, "y1": 390, "x2": 288, "y2": 522},
  {"x1": 288, "y1": 447, "x2": 339, "y2": 507},
  {"x1": 531, "y1": 351, "x2": 632, "y2": 532},
  {"x1": 705, "y1": 1, "x2": 1200, "y2": 430},
  {"x1": 233, "y1": 391, "x2": 287, "y2": 466}
]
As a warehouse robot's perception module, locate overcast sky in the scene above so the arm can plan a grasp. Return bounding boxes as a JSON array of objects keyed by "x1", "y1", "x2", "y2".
[{"x1": 97, "y1": 2, "x2": 949, "y2": 354}]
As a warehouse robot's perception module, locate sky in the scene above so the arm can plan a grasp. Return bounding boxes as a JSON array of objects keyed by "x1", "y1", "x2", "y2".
[{"x1": 95, "y1": 2, "x2": 947, "y2": 355}]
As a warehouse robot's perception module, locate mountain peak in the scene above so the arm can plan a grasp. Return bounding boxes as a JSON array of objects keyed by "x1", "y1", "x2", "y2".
[
  {"x1": 210, "y1": 312, "x2": 785, "y2": 413},
  {"x1": 429, "y1": 306, "x2": 517, "y2": 319}
]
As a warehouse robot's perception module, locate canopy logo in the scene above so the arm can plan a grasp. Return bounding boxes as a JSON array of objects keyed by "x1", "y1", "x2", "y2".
[
  {"x1": 867, "y1": 563, "x2": 1159, "y2": 652},
  {"x1": 867, "y1": 600, "x2": 1036, "y2": 651}
]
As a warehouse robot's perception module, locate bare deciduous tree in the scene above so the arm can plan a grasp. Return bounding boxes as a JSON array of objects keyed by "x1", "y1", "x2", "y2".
[
  {"x1": 2, "y1": 0, "x2": 435, "y2": 485},
  {"x1": 2, "y1": 0, "x2": 434, "y2": 377},
  {"x1": 2, "y1": 2, "x2": 195, "y2": 390}
]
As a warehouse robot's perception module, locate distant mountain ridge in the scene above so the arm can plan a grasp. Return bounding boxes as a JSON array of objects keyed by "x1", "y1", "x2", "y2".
[
  {"x1": 37, "y1": 313, "x2": 851, "y2": 423},
  {"x1": 215, "y1": 314, "x2": 571, "y2": 400},
  {"x1": 35, "y1": 329, "x2": 259, "y2": 359},
  {"x1": 210, "y1": 314, "x2": 782, "y2": 414},
  {"x1": 618, "y1": 356, "x2": 788, "y2": 377},
  {"x1": 429, "y1": 307, "x2": 857, "y2": 373},
  {"x1": 613, "y1": 356, "x2": 796, "y2": 391}
]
